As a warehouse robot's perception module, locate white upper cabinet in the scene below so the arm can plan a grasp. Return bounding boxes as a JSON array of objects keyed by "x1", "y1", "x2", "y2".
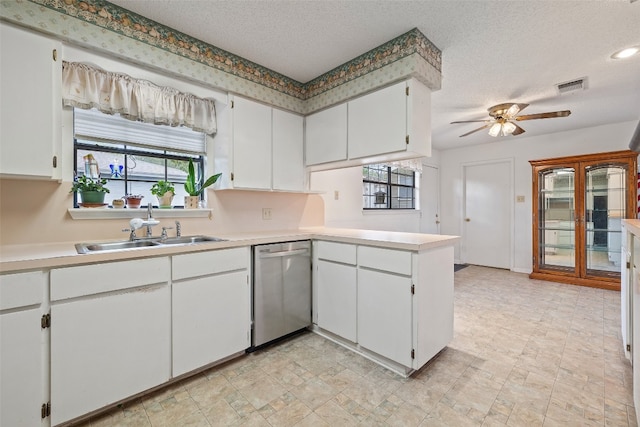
[
  {"x1": 305, "y1": 103, "x2": 348, "y2": 166},
  {"x1": 231, "y1": 96, "x2": 272, "y2": 190},
  {"x1": 348, "y1": 81, "x2": 408, "y2": 159},
  {"x1": 273, "y1": 109, "x2": 305, "y2": 191},
  {"x1": 0, "y1": 23, "x2": 62, "y2": 180},
  {"x1": 215, "y1": 95, "x2": 305, "y2": 191},
  {"x1": 305, "y1": 78, "x2": 431, "y2": 170}
]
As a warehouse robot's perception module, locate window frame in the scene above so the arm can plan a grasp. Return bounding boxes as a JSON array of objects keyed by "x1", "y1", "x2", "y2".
[
  {"x1": 73, "y1": 140, "x2": 205, "y2": 209},
  {"x1": 363, "y1": 164, "x2": 416, "y2": 210}
]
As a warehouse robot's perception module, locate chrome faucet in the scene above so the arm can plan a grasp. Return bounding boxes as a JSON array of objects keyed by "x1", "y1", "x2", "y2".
[{"x1": 146, "y1": 203, "x2": 155, "y2": 236}]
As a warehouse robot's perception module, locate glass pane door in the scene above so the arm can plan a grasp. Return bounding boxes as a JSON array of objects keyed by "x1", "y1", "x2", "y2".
[
  {"x1": 584, "y1": 164, "x2": 627, "y2": 277},
  {"x1": 538, "y1": 168, "x2": 576, "y2": 271}
]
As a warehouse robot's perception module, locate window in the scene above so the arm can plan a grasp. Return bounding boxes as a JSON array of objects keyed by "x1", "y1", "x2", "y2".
[
  {"x1": 363, "y1": 164, "x2": 416, "y2": 209},
  {"x1": 73, "y1": 108, "x2": 207, "y2": 208}
]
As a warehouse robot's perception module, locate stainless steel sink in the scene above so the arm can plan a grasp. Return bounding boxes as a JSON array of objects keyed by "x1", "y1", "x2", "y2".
[
  {"x1": 75, "y1": 235, "x2": 227, "y2": 254},
  {"x1": 158, "y1": 235, "x2": 227, "y2": 245},
  {"x1": 75, "y1": 240, "x2": 161, "y2": 254}
]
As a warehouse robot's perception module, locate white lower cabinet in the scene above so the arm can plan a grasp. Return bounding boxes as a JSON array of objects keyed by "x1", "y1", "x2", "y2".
[
  {"x1": 50, "y1": 258, "x2": 171, "y2": 426},
  {"x1": 314, "y1": 240, "x2": 454, "y2": 375},
  {"x1": 0, "y1": 271, "x2": 48, "y2": 427},
  {"x1": 316, "y1": 259, "x2": 357, "y2": 342},
  {"x1": 357, "y1": 268, "x2": 413, "y2": 367},
  {"x1": 172, "y1": 247, "x2": 251, "y2": 377}
]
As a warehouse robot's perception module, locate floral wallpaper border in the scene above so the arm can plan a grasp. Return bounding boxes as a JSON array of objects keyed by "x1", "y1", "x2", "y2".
[{"x1": 24, "y1": 0, "x2": 442, "y2": 101}]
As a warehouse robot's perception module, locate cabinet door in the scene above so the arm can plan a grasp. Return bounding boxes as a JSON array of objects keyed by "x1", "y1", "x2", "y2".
[
  {"x1": 348, "y1": 81, "x2": 407, "y2": 160},
  {"x1": 316, "y1": 260, "x2": 357, "y2": 342},
  {"x1": 273, "y1": 109, "x2": 304, "y2": 191},
  {"x1": 51, "y1": 284, "x2": 170, "y2": 425},
  {"x1": 305, "y1": 103, "x2": 348, "y2": 165},
  {"x1": 0, "y1": 23, "x2": 61, "y2": 179},
  {"x1": 173, "y1": 271, "x2": 250, "y2": 376},
  {"x1": 232, "y1": 96, "x2": 272, "y2": 189},
  {"x1": 0, "y1": 271, "x2": 46, "y2": 427},
  {"x1": 357, "y1": 268, "x2": 413, "y2": 367}
]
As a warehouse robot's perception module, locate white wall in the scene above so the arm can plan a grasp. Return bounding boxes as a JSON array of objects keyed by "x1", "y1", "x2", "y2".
[
  {"x1": 439, "y1": 121, "x2": 638, "y2": 272},
  {"x1": 309, "y1": 150, "x2": 441, "y2": 232}
]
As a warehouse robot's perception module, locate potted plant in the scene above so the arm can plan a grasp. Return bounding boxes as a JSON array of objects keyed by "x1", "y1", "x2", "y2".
[
  {"x1": 184, "y1": 159, "x2": 221, "y2": 209},
  {"x1": 70, "y1": 175, "x2": 110, "y2": 205},
  {"x1": 151, "y1": 180, "x2": 175, "y2": 208},
  {"x1": 123, "y1": 194, "x2": 144, "y2": 208}
]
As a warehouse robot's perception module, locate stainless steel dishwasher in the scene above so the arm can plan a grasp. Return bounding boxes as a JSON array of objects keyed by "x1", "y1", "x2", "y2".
[{"x1": 252, "y1": 240, "x2": 311, "y2": 349}]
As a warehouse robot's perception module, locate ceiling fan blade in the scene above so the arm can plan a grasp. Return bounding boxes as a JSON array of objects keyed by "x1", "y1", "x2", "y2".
[
  {"x1": 451, "y1": 120, "x2": 492, "y2": 124},
  {"x1": 511, "y1": 123, "x2": 526, "y2": 135},
  {"x1": 459, "y1": 124, "x2": 491, "y2": 137},
  {"x1": 515, "y1": 110, "x2": 571, "y2": 121},
  {"x1": 505, "y1": 103, "x2": 529, "y2": 119}
]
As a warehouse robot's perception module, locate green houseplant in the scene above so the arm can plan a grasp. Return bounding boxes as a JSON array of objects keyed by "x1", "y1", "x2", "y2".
[
  {"x1": 150, "y1": 180, "x2": 175, "y2": 208},
  {"x1": 184, "y1": 159, "x2": 221, "y2": 208},
  {"x1": 70, "y1": 175, "x2": 110, "y2": 205}
]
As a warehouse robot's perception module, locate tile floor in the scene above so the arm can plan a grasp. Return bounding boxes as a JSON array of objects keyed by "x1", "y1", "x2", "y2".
[{"x1": 77, "y1": 265, "x2": 635, "y2": 426}]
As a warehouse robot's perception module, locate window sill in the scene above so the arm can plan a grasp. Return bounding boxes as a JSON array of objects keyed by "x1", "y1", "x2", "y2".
[
  {"x1": 362, "y1": 209, "x2": 420, "y2": 216},
  {"x1": 68, "y1": 208, "x2": 212, "y2": 220}
]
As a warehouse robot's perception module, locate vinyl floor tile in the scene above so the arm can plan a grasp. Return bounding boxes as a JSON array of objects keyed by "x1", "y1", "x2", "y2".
[{"x1": 69, "y1": 266, "x2": 635, "y2": 426}]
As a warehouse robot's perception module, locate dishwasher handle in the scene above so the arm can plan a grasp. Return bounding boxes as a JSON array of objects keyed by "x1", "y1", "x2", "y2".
[{"x1": 258, "y1": 248, "x2": 309, "y2": 259}]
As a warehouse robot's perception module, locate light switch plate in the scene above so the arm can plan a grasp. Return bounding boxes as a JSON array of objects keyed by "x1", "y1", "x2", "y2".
[{"x1": 516, "y1": 195, "x2": 525, "y2": 203}]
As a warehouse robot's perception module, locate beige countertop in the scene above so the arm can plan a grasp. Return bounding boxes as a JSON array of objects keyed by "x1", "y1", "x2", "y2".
[{"x1": 0, "y1": 227, "x2": 459, "y2": 273}]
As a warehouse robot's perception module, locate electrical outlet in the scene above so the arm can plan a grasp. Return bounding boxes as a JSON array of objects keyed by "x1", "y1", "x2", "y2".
[{"x1": 262, "y1": 208, "x2": 272, "y2": 220}]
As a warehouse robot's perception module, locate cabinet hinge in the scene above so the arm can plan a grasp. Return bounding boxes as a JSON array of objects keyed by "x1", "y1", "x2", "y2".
[
  {"x1": 41, "y1": 313, "x2": 51, "y2": 329},
  {"x1": 406, "y1": 86, "x2": 409, "y2": 96},
  {"x1": 231, "y1": 172, "x2": 234, "y2": 181},
  {"x1": 411, "y1": 349, "x2": 415, "y2": 359},
  {"x1": 52, "y1": 155, "x2": 57, "y2": 168},
  {"x1": 231, "y1": 100, "x2": 234, "y2": 109},
  {"x1": 52, "y1": 49, "x2": 57, "y2": 61},
  {"x1": 411, "y1": 284, "x2": 415, "y2": 295},
  {"x1": 41, "y1": 402, "x2": 51, "y2": 419},
  {"x1": 627, "y1": 344, "x2": 631, "y2": 352},
  {"x1": 405, "y1": 135, "x2": 409, "y2": 145},
  {"x1": 627, "y1": 261, "x2": 631, "y2": 269}
]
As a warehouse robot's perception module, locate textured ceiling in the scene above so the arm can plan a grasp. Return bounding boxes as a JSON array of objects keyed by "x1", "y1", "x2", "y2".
[{"x1": 108, "y1": 0, "x2": 640, "y2": 150}]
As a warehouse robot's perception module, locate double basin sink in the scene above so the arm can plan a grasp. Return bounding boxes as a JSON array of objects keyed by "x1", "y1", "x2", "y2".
[{"x1": 75, "y1": 235, "x2": 227, "y2": 254}]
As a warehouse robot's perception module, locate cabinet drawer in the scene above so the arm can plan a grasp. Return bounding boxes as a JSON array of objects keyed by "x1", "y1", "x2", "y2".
[
  {"x1": 50, "y1": 257, "x2": 169, "y2": 301},
  {"x1": 0, "y1": 271, "x2": 45, "y2": 310},
  {"x1": 315, "y1": 241, "x2": 356, "y2": 265},
  {"x1": 358, "y1": 246, "x2": 412, "y2": 276},
  {"x1": 172, "y1": 247, "x2": 249, "y2": 280}
]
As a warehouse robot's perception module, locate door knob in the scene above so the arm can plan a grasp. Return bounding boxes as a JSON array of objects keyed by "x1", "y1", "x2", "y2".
[{"x1": 465, "y1": 218, "x2": 470, "y2": 222}]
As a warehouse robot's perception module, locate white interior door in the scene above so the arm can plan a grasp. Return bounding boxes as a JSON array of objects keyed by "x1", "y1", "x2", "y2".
[
  {"x1": 420, "y1": 165, "x2": 440, "y2": 234},
  {"x1": 463, "y1": 161, "x2": 511, "y2": 269}
]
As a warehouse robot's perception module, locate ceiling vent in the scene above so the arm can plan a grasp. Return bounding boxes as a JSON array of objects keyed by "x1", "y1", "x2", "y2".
[{"x1": 556, "y1": 77, "x2": 587, "y2": 95}]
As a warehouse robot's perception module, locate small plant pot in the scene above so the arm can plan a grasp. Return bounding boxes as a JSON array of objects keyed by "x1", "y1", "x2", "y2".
[
  {"x1": 184, "y1": 195, "x2": 200, "y2": 209},
  {"x1": 157, "y1": 192, "x2": 174, "y2": 209},
  {"x1": 79, "y1": 191, "x2": 106, "y2": 205},
  {"x1": 124, "y1": 195, "x2": 143, "y2": 209}
]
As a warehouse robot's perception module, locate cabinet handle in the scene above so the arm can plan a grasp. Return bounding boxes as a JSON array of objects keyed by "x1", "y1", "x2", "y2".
[
  {"x1": 435, "y1": 220, "x2": 440, "y2": 224},
  {"x1": 52, "y1": 156, "x2": 57, "y2": 168},
  {"x1": 52, "y1": 49, "x2": 57, "y2": 61},
  {"x1": 465, "y1": 218, "x2": 470, "y2": 222}
]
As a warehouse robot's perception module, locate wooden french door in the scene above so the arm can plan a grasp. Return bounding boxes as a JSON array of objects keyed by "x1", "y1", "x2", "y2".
[{"x1": 530, "y1": 150, "x2": 637, "y2": 290}]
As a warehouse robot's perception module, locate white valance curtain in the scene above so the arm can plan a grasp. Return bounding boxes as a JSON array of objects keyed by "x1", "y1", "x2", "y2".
[{"x1": 62, "y1": 61, "x2": 217, "y2": 135}]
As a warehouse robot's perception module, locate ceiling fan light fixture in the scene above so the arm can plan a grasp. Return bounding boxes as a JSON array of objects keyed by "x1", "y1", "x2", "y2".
[
  {"x1": 488, "y1": 122, "x2": 502, "y2": 137},
  {"x1": 502, "y1": 121, "x2": 516, "y2": 135}
]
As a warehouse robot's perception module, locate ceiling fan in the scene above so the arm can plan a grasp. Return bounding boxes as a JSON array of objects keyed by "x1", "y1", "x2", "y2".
[{"x1": 451, "y1": 103, "x2": 571, "y2": 137}]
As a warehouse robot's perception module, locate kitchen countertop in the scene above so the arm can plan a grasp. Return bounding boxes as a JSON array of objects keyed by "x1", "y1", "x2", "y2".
[{"x1": 0, "y1": 227, "x2": 459, "y2": 273}]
